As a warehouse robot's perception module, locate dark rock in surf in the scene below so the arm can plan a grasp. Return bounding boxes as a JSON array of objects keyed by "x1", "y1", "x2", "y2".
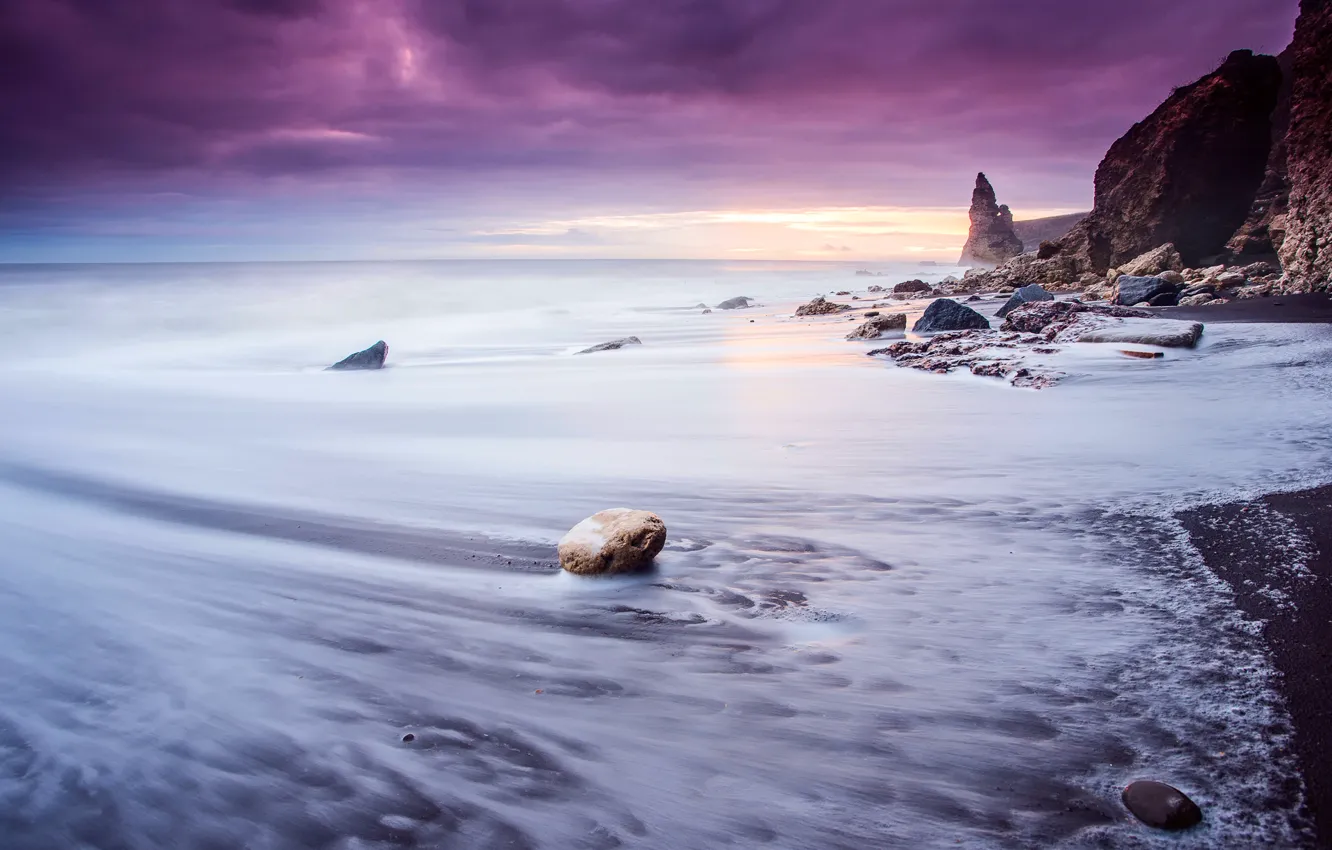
[
  {"x1": 1148, "y1": 291, "x2": 1179, "y2": 307},
  {"x1": 996, "y1": 284, "x2": 1055, "y2": 318},
  {"x1": 577, "y1": 336, "x2": 642, "y2": 355},
  {"x1": 1114, "y1": 275, "x2": 1177, "y2": 307},
  {"x1": 716, "y1": 297, "x2": 753, "y2": 310},
  {"x1": 1122, "y1": 780, "x2": 1203, "y2": 831},
  {"x1": 912, "y1": 299, "x2": 990, "y2": 333},
  {"x1": 327, "y1": 340, "x2": 388, "y2": 371}
]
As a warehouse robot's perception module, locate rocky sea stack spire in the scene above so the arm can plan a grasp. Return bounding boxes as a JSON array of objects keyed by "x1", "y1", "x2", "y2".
[{"x1": 958, "y1": 173, "x2": 1024, "y2": 267}]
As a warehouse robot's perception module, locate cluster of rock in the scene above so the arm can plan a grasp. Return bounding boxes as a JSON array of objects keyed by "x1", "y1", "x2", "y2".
[
  {"x1": 869, "y1": 299, "x2": 1202, "y2": 389},
  {"x1": 963, "y1": 14, "x2": 1331, "y2": 295}
]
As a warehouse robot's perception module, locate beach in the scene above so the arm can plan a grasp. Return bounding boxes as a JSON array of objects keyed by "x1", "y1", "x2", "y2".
[{"x1": 1, "y1": 259, "x2": 1330, "y2": 848}]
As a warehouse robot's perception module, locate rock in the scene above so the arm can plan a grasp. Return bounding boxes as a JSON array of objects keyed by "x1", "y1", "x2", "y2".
[
  {"x1": 557, "y1": 509, "x2": 667, "y2": 576},
  {"x1": 1067, "y1": 51, "x2": 1283, "y2": 269},
  {"x1": 716, "y1": 297, "x2": 753, "y2": 310},
  {"x1": 1000, "y1": 300, "x2": 1149, "y2": 335},
  {"x1": 1216, "y1": 271, "x2": 1249, "y2": 287},
  {"x1": 1180, "y1": 283, "x2": 1217, "y2": 298},
  {"x1": 1114, "y1": 275, "x2": 1177, "y2": 307},
  {"x1": 1119, "y1": 244, "x2": 1185, "y2": 277},
  {"x1": 1178, "y1": 293, "x2": 1215, "y2": 306},
  {"x1": 846, "y1": 314, "x2": 907, "y2": 340},
  {"x1": 1242, "y1": 260, "x2": 1281, "y2": 277},
  {"x1": 966, "y1": 294, "x2": 982, "y2": 302},
  {"x1": 1229, "y1": 48, "x2": 1295, "y2": 257},
  {"x1": 912, "y1": 299, "x2": 990, "y2": 333},
  {"x1": 867, "y1": 284, "x2": 884, "y2": 293},
  {"x1": 701, "y1": 309, "x2": 712, "y2": 314},
  {"x1": 996, "y1": 284, "x2": 1055, "y2": 318},
  {"x1": 1077, "y1": 318, "x2": 1204, "y2": 348},
  {"x1": 958, "y1": 173, "x2": 1025, "y2": 266},
  {"x1": 863, "y1": 311, "x2": 881, "y2": 318},
  {"x1": 577, "y1": 336, "x2": 642, "y2": 354},
  {"x1": 1158, "y1": 270, "x2": 1186, "y2": 285},
  {"x1": 1148, "y1": 291, "x2": 1179, "y2": 307},
  {"x1": 1012, "y1": 212, "x2": 1089, "y2": 248},
  {"x1": 1280, "y1": 0, "x2": 1332, "y2": 291},
  {"x1": 893, "y1": 279, "x2": 932, "y2": 294},
  {"x1": 835, "y1": 291, "x2": 851, "y2": 296},
  {"x1": 1120, "y1": 350, "x2": 1165, "y2": 359},
  {"x1": 1036, "y1": 241, "x2": 1060, "y2": 260},
  {"x1": 795, "y1": 296, "x2": 848, "y2": 316},
  {"x1": 1121, "y1": 780, "x2": 1203, "y2": 831},
  {"x1": 327, "y1": 340, "x2": 388, "y2": 371},
  {"x1": 1205, "y1": 298, "x2": 1232, "y2": 306}
]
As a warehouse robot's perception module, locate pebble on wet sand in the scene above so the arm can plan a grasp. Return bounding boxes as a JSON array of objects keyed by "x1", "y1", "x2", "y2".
[{"x1": 1122, "y1": 780, "x2": 1203, "y2": 830}]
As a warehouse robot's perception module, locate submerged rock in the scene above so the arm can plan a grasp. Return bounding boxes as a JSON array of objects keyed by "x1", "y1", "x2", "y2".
[
  {"x1": 327, "y1": 340, "x2": 388, "y2": 371},
  {"x1": 846, "y1": 314, "x2": 907, "y2": 340},
  {"x1": 996, "y1": 284, "x2": 1054, "y2": 318},
  {"x1": 558, "y1": 509, "x2": 667, "y2": 576},
  {"x1": 716, "y1": 297, "x2": 753, "y2": 310},
  {"x1": 912, "y1": 299, "x2": 990, "y2": 333},
  {"x1": 795, "y1": 296, "x2": 849, "y2": 316},
  {"x1": 577, "y1": 336, "x2": 642, "y2": 355},
  {"x1": 1122, "y1": 780, "x2": 1203, "y2": 831}
]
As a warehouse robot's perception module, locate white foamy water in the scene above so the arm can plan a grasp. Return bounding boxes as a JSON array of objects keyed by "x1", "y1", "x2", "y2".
[{"x1": 1, "y1": 260, "x2": 1330, "y2": 848}]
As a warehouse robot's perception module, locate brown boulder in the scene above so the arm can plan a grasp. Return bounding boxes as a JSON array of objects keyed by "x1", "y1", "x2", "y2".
[
  {"x1": 846, "y1": 314, "x2": 907, "y2": 340},
  {"x1": 1280, "y1": 0, "x2": 1332, "y2": 291},
  {"x1": 795, "y1": 296, "x2": 849, "y2": 316},
  {"x1": 557, "y1": 509, "x2": 667, "y2": 576},
  {"x1": 958, "y1": 173, "x2": 1024, "y2": 267}
]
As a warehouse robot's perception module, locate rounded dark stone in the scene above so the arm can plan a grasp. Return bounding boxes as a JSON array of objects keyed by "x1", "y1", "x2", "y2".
[
  {"x1": 1122, "y1": 780, "x2": 1202, "y2": 830},
  {"x1": 401, "y1": 733, "x2": 416, "y2": 743}
]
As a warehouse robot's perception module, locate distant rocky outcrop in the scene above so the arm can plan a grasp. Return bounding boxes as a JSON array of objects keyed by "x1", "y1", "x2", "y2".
[
  {"x1": 1069, "y1": 50, "x2": 1283, "y2": 270},
  {"x1": 958, "y1": 173, "x2": 1024, "y2": 267},
  {"x1": 327, "y1": 340, "x2": 388, "y2": 371},
  {"x1": 1280, "y1": 0, "x2": 1332, "y2": 292},
  {"x1": 1012, "y1": 213, "x2": 1089, "y2": 248},
  {"x1": 1228, "y1": 49, "x2": 1295, "y2": 258}
]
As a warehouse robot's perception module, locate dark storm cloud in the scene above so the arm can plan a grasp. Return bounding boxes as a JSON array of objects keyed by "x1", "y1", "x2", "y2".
[{"x1": 0, "y1": 0, "x2": 1300, "y2": 197}]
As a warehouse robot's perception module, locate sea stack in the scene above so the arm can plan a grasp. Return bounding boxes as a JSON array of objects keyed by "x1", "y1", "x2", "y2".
[
  {"x1": 958, "y1": 173, "x2": 1024, "y2": 267},
  {"x1": 1279, "y1": 0, "x2": 1332, "y2": 291}
]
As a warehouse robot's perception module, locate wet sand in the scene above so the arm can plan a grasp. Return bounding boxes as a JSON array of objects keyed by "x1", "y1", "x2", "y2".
[
  {"x1": 1180, "y1": 485, "x2": 1332, "y2": 847},
  {"x1": 1160, "y1": 292, "x2": 1332, "y2": 324}
]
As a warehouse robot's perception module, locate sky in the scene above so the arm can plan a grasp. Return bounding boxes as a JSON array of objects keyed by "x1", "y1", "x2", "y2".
[{"x1": 0, "y1": 0, "x2": 1301, "y2": 263}]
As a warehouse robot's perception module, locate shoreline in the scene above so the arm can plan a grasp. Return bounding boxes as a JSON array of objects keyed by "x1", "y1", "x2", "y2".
[{"x1": 1179, "y1": 484, "x2": 1332, "y2": 846}]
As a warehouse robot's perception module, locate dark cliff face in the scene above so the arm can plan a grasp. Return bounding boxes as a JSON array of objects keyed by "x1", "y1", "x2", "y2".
[
  {"x1": 1280, "y1": 0, "x2": 1332, "y2": 291},
  {"x1": 1228, "y1": 48, "x2": 1295, "y2": 258},
  {"x1": 958, "y1": 173, "x2": 1025, "y2": 266},
  {"x1": 1069, "y1": 49, "x2": 1283, "y2": 271}
]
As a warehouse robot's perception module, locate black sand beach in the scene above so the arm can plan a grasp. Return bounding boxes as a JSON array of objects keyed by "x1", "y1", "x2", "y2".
[{"x1": 1180, "y1": 485, "x2": 1332, "y2": 847}]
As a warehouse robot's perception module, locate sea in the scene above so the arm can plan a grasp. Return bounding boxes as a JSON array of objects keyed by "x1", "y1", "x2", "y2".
[{"x1": 1, "y1": 259, "x2": 1331, "y2": 848}]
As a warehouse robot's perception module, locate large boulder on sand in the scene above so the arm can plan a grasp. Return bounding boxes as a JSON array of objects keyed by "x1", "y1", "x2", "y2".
[
  {"x1": 912, "y1": 299, "x2": 990, "y2": 333},
  {"x1": 558, "y1": 509, "x2": 667, "y2": 576},
  {"x1": 577, "y1": 337, "x2": 642, "y2": 355},
  {"x1": 328, "y1": 340, "x2": 388, "y2": 371},
  {"x1": 716, "y1": 297, "x2": 753, "y2": 310},
  {"x1": 846, "y1": 314, "x2": 907, "y2": 340},
  {"x1": 996, "y1": 284, "x2": 1054, "y2": 318},
  {"x1": 1118, "y1": 244, "x2": 1185, "y2": 277},
  {"x1": 1113, "y1": 275, "x2": 1177, "y2": 307}
]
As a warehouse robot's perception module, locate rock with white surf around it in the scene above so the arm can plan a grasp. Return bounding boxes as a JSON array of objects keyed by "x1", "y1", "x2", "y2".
[{"x1": 557, "y1": 509, "x2": 667, "y2": 576}]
